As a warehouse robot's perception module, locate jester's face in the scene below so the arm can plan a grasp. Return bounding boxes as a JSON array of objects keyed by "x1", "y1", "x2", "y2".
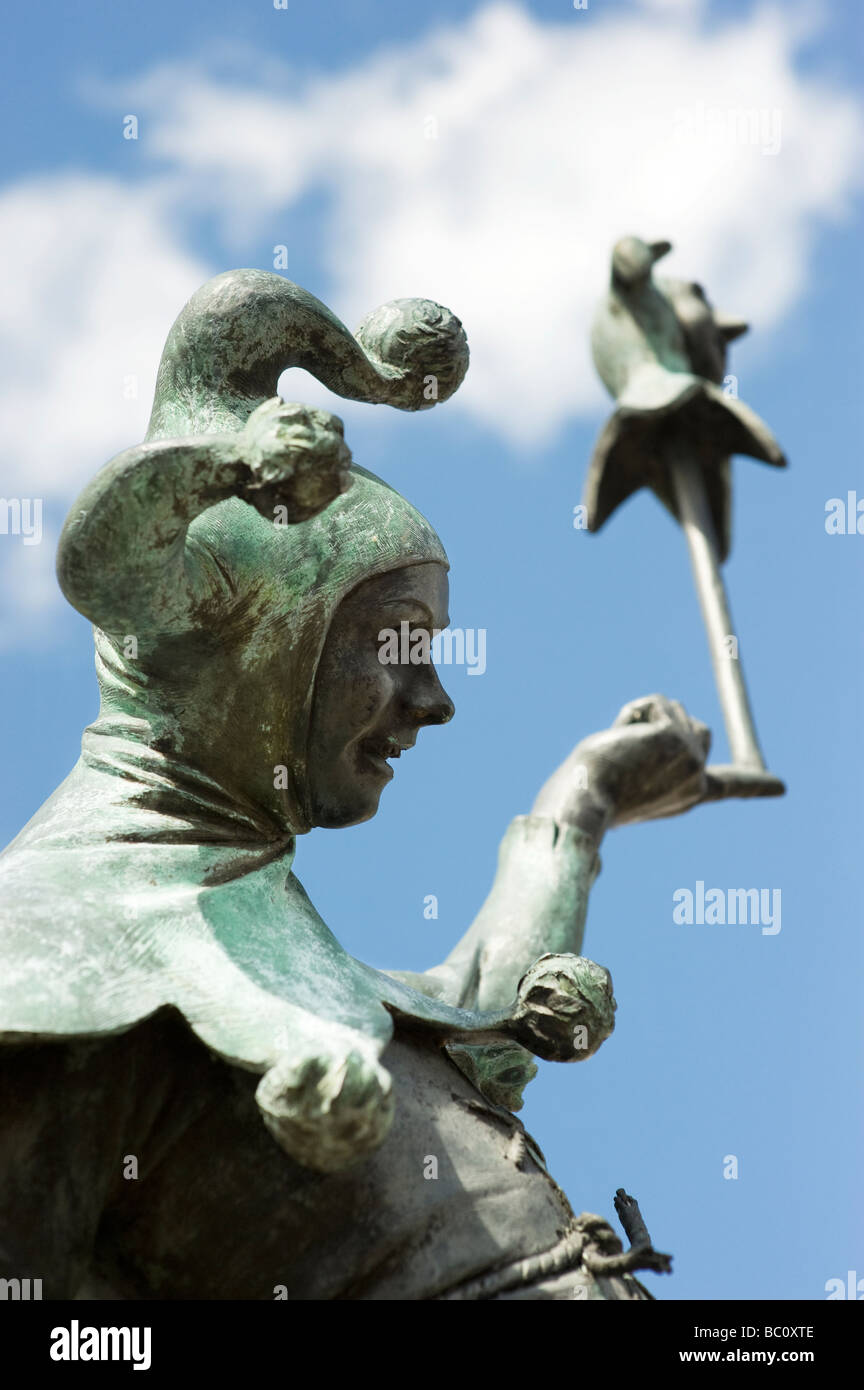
[{"x1": 306, "y1": 561, "x2": 455, "y2": 828}]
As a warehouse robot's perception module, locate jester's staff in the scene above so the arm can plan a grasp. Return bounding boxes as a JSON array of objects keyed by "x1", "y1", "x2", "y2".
[{"x1": 584, "y1": 236, "x2": 785, "y2": 799}]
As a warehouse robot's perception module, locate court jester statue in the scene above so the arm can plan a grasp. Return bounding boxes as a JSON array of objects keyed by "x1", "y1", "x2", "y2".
[{"x1": 0, "y1": 257, "x2": 781, "y2": 1300}]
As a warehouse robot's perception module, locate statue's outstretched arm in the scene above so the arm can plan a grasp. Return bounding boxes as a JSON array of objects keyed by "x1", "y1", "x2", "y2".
[
  {"x1": 56, "y1": 400, "x2": 351, "y2": 633},
  {"x1": 394, "y1": 695, "x2": 720, "y2": 1012},
  {"x1": 401, "y1": 815, "x2": 601, "y2": 1013},
  {"x1": 386, "y1": 695, "x2": 721, "y2": 1110}
]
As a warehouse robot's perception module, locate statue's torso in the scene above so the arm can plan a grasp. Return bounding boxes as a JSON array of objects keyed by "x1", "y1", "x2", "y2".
[{"x1": 0, "y1": 1009, "x2": 646, "y2": 1301}]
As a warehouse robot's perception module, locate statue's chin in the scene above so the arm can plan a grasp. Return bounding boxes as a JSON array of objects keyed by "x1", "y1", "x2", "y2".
[
  {"x1": 307, "y1": 754, "x2": 395, "y2": 829},
  {"x1": 309, "y1": 789, "x2": 385, "y2": 830}
]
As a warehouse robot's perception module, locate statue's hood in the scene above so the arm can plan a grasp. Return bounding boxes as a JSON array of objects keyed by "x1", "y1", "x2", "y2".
[
  {"x1": 0, "y1": 724, "x2": 519, "y2": 1158},
  {"x1": 92, "y1": 462, "x2": 449, "y2": 836}
]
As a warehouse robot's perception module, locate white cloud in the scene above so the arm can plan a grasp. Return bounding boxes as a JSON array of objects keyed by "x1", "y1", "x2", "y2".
[
  {"x1": 0, "y1": 1, "x2": 860, "y2": 641},
  {"x1": 120, "y1": 1, "x2": 861, "y2": 445},
  {"x1": 0, "y1": 176, "x2": 209, "y2": 497},
  {"x1": 0, "y1": 177, "x2": 209, "y2": 644}
]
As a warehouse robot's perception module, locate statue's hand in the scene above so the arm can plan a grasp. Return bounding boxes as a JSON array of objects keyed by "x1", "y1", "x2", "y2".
[
  {"x1": 446, "y1": 1041, "x2": 539, "y2": 1113},
  {"x1": 255, "y1": 1041, "x2": 394, "y2": 1173},
  {"x1": 534, "y1": 694, "x2": 714, "y2": 836},
  {"x1": 239, "y1": 398, "x2": 354, "y2": 524},
  {"x1": 509, "y1": 953, "x2": 616, "y2": 1063}
]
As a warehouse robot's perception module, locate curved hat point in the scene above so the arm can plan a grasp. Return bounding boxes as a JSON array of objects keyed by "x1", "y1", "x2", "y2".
[{"x1": 146, "y1": 268, "x2": 469, "y2": 441}]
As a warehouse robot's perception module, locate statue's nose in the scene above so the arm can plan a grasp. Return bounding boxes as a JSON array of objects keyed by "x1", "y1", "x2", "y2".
[
  {"x1": 408, "y1": 669, "x2": 455, "y2": 727},
  {"x1": 418, "y1": 693, "x2": 455, "y2": 727},
  {"x1": 429, "y1": 695, "x2": 455, "y2": 726}
]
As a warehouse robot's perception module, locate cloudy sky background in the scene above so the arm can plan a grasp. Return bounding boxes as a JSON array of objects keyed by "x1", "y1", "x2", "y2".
[{"x1": 1, "y1": 0, "x2": 861, "y2": 1300}]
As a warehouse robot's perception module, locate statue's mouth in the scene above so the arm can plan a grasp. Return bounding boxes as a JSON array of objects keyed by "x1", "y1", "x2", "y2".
[{"x1": 357, "y1": 734, "x2": 413, "y2": 779}]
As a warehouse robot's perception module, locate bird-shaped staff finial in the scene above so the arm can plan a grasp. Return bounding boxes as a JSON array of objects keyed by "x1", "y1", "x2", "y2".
[
  {"x1": 585, "y1": 236, "x2": 785, "y2": 562},
  {"x1": 583, "y1": 236, "x2": 786, "y2": 792}
]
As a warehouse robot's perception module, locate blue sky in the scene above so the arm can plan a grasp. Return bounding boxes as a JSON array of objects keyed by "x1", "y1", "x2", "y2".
[{"x1": 1, "y1": 0, "x2": 862, "y2": 1300}]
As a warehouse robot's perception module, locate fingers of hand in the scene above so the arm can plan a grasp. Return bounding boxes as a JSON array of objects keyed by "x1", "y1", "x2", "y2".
[
  {"x1": 612, "y1": 772, "x2": 706, "y2": 824},
  {"x1": 613, "y1": 694, "x2": 669, "y2": 728},
  {"x1": 613, "y1": 695, "x2": 711, "y2": 759},
  {"x1": 701, "y1": 766, "x2": 785, "y2": 801},
  {"x1": 259, "y1": 1047, "x2": 391, "y2": 1123},
  {"x1": 256, "y1": 1048, "x2": 394, "y2": 1171},
  {"x1": 242, "y1": 398, "x2": 353, "y2": 520}
]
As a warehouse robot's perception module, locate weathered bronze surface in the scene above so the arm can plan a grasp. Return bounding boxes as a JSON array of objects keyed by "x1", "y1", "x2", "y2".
[{"x1": 0, "y1": 267, "x2": 742, "y2": 1299}]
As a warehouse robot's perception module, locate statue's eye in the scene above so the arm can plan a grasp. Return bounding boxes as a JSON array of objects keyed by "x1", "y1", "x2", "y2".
[{"x1": 691, "y1": 283, "x2": 706, "y2": 300}]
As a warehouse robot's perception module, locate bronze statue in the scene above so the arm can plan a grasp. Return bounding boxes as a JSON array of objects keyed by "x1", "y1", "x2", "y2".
[{"x1": 0, "y1": 263, "x2": 775, "y2": 1300}]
